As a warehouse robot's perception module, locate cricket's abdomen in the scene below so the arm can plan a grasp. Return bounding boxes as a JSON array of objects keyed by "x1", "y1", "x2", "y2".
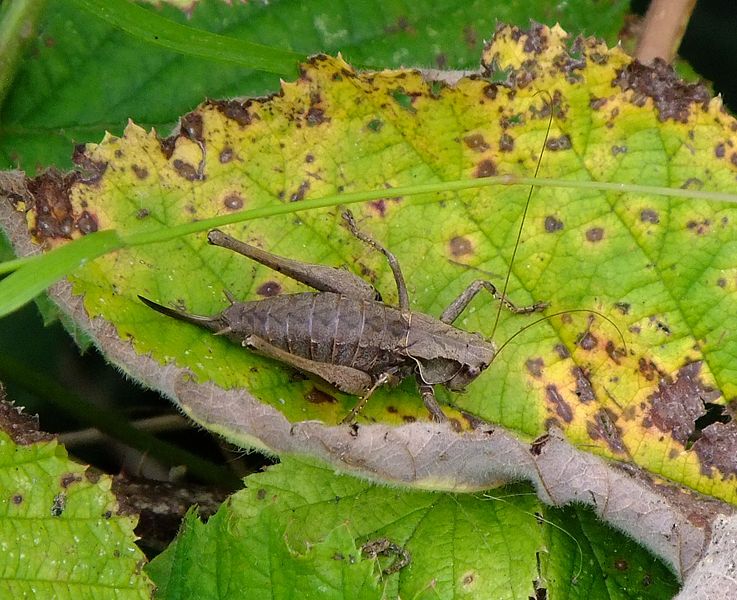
[{"x1": 229, "y1": 292, "x2": 410, "y2": 374}]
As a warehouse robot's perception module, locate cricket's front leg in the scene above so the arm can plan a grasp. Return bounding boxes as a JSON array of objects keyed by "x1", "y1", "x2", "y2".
[{"x1": 439, "y1": 279, "x2": 547, "y2": 325}]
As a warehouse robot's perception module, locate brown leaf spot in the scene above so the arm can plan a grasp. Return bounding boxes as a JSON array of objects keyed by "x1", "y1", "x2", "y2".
[
  {"x1": 605, "y1": 340, "x2": 625, "y2": 365},
  {"x1": 212, "y1": 99, "x2": 253, "y2": 126},
  {"x1": 715, "y1": 143, "x2": 726, "y2": 158},
  {"x1": 545, "y1": 135, "x2": 572, "y2": 151},
  {"x1": 223, "y1": 193, "x2": 244, "y2": 211},
  {"x1": 180, "y1": 112, "x2": 204, "y2": 143},
  {"x1": 572, "y1": 367, "x2": 595, "y2": 403},
  {"x1": 290, "y1": 180, "x2": 310, "y2": 202},
  {"x1": 257, "y1": 281, "x2": 282, "y2": 297},
  {"x1": 11, "y1": 494, "x2": 23, "y2": 505},
  {"x1": 26, "y1": 169, "x2": 77, "y2": 241},
  {"x1": 640, "y1": 209, "x2": 660, "y2": 224},
  {"x1": 131, "y1": 164, "x2": 149, "y2": 179},
  {"x1": 463, "y1": 133, "x2": 490, "y2": 152},
  {"x1": 544, "y1": 215, "x2": 563, "y2": 232},
  {"x1": 587, "y1": 409, "x2": 625, "y2": 453},
  {"x1": 554, "y1": 343, "x2": 570, "y2": 359},
  {"x1": 173, "y1": 159, "x2": 201, "y2": 181},
  {"x1": 686, "y1": 219, "x2": 711, "y2": 235},
  {"x1": 585, "y1": 227, "x2": 604, "y2": 242},
  {"x1": 498, "y1": 133, "x2": 514, "y2": 152},
  {"x1": 614, "y1": 559, "x2": 629, "y2": 571},
  {"x1": 614, "y1": 302, "x2": 630, "y2": 315},
  {"x1": 577, "y1": 331, "x2": 598, "y2": 350},
  {"x1": 76, "y1": 210, "x2": 98, "y2": 235},
  {"x1": 50, "y1": 493, "x2": 66, "y2": 517},
  {"x1": 611, "y1": 145, "x2": 627, "y2": 156},
  {"x1": 525, "y1": 358, "x2": 544, "y2": 378},
  {"x1": 692, "y1": 422, "x2": 737, "y2": 477},
  {"x1": 306, "y1": 388, "x2": 337, "y2": 404},
  {"x1": 546, "y1": 385, "x2": 573, "y2": 423},
  {"x1": 60, "y1": 473, "x2": 82, "y2": 489},
  {"x1": 475, "y1": 159, "x2": 496, "y2": 178},
  {"x1": 306, "y1": 106, "x2": 328, "y2": 126},
  {"x1": 219, "y1": 147, "x2": 234, "y2": 163},
  {"x1": 448, "y1": 236, "x2": 473, "y2": 257},
  {"x1": 72, "y1": 147, "x2": 108, "y2": 184},
  {"x1": 717, "y1": 278, "x2": 727, "y2": 288},
  {"x1": 613, "y1": 59, "x2": 710, "y2": 122},
  {"x1": 136, "y1": 208, "x2": 150, "y2": 220},
  {"x1": 647, "y1": 362, "x2": 720, "y2": 445}
]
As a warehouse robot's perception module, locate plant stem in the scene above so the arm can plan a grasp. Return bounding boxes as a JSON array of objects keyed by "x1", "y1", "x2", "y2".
[
  {"x1": 635, "y1": 0, "x2": 697, "y2": 64},
  {"x1": 0, "y1": 0, "x2": 48, "y2": 111}
]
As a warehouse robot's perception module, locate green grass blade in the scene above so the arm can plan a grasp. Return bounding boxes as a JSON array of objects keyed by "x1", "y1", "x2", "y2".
[{"x1": 71, "y1": 0, "x2": 304, "y2": 76}]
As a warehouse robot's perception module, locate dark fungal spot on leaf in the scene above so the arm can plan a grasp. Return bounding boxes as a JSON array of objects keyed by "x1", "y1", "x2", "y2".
[
  {"x1": 131, "y1": 164, "x2": 149, "y2": 179},
  {"x1": 402, "y1": 415, "x2": 417, "y2": 423},
  {"x1": 546, "y1": 385, "x2": 573, "y2": 423},
  {"x1": 50, "y1": 493, "x2": 66, "y2": 517},
  {"x1": 475, "y1": 159, "x2": 496, "y2": 178},
  {"x1": 483, "y1": 84, "x2": 498, "y2": 100},
  {"x1": 60, "y1": 473, "x2": 82, "y2": 488},
  {"x1": 72, "y1": 146, "x2": 107, "y2": 184},
  {"x1": 173, "y1": 159, "x2": 202, "y2": 181},
  {"x1": 306, "y1": 388, "x2": 336, "y2": 404},
  {"x1": 554, "y1": 343, "x2": 570, "y2": 359},
  {"x1": 257, "y1": 281, "x2": 282, "y2": 297},
  {"x1": 77, "y1": 211, "x2": 98, "y2": 234},
  {"x1": 577, "y1": 331, "x2": 598, "y2": 350},
  {"x1": 572, "y1": 367, "x2": 595, "y2": 403},
  {"x1": 367, "y1": 118, "x2": 383, "y2": 132},
  {"x1": 306, "y1": 106, "x2": 328, "y2": 126},
  {"x1": 545, "y1": 134, "x2": 571, "y2": 151},
  {"x1": 544, "y1": 215, "x2": 563, "y2": 232},
  {"x1": 715, "y1": 143, "x2": 726, "y2": 158},
  {"x1": 686, "y1": 219, "x2": 711, "y2": 235},
  {"x1": 525, "y1": 358, "x2": 543, "y2": 378},
  {"x1": 586, "y1": 227, "x2": 604, "y2": 242},
  {"x1": 605, "y1": 340, "x2": 625, "y2": 365},
  {"x1": 647, "y1": 362, "x2": 721, "y2": 446},
  {"x1": 463, "y1": 133, "x2": 490, "y2": 152},
  {"x1": 464, "y1": 25, "x2": 477, "y2": 48},
  {"x1": 12, "y1": 494, "x2": 22, "y2": 505},
  {"x1": 614, "y1": 559, "x2": 629, "y2": 571},
  {"x1": 449, "y1": 236, "x2": 473, "y2": 257},
  {"x1": 590, "y1": 96, "x2": 607, "y2": 110},
  {"x1": 290, "y1": 180, "x2": 310, "y2": 202},
  {"x1": 718, "y1": 278, "x2": 727, "y2": 288},
  {"x1": 692, "y1": 421, "x2": 737, "y2": 477},
  {"x1": 223, "y1": 193, "x2": 244, "y2": 211},
  {"x1": 498, "y1": 133, "x2": 514, "y2": 151},
  {"x1": 611, "y1": 145, "x2": 627, "y2": 156},
  {"x1": 614, "y1": 302, "x2": 630, "y2": 315},
  {"x1": 257, "y1": 488, "x2": 267, "y2": 500},
  {"x1": 613, "y1": 59, "x2": 710, "y2": 123},
  {"x1": 587, "y1": 409, "x2": 625, "y2": 454},
  {"x1": 211, "y1": 99, "x2": 253, "y2": 127},
  {"x1": 219, "y1": 147, "x2": 234, "y2": 163},
  {"x1": 305, "y1": 153, "x2": 314, "y2": 163},
  {"x1": 180, "y1": 112, "x2": 204, "y2": 143},
  {"x1": 136, "y1": 208, "x2": 149, "y2": 220},
  {"x1": 641, "y1": 209, "x2": 660, "y2": 224},
  {"x1": 26, "y1": 169, "x2": 79, "y2": 241}
]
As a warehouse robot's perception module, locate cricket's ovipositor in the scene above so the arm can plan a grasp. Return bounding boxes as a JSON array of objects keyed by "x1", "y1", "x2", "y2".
[{"x1": 139, "y1": 211, "x2": 547, "y2": 422}]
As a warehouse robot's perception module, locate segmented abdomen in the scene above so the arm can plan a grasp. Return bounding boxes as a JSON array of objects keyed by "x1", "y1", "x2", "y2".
[{"x1": 244, "y1": 292, "x2": 410, "y2": 373}]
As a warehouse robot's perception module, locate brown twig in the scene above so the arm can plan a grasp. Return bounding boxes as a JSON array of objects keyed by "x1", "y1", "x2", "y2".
[{"x1": 635, "y1": 0, "x2": 697, "y2": 64}]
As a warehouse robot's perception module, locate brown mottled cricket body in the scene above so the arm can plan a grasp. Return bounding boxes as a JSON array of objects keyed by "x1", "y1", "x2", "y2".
[{"x1": 140, "y1": 212, "x2": 544, "y2": 423}]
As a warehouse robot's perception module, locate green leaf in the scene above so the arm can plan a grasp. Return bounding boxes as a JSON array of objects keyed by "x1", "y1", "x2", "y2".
[
  {"x1": 146, "y1": 456, "x2": 679, "y2": 599},
  {"x1": 0, "y1": 430, "x2": 153, "y2": 598},
  {"x1": 0, "y1": 0, "x2": 629, "y2": 173}
]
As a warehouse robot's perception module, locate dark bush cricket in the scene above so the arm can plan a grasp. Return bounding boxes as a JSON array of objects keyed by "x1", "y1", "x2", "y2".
[{"x1": 139, "y1": 210, "x2": 547, "y2": 423}]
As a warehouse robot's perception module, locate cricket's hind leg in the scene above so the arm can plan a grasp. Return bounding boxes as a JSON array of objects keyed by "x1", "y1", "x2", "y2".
[
  {"x1": 342, "y1": 211, "x2": 410, "y2": 314},
  {"x1": 207, "y1": 229, "x2": 380, "y2": 301},
  {"x1": 439, "y1": 279, "x2": 547, "y2": 325}
]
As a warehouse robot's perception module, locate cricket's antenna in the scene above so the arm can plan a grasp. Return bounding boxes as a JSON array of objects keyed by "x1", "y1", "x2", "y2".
[{"x1": 490, "y1": 90, "x2": 554, "y2": 342}]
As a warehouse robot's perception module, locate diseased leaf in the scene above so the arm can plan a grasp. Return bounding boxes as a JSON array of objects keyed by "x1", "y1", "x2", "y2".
[
  {"x1": 0, "y1": 401, "x2": 153, "y2": 599},
  {"x1": 3, "y1": 23, "x2": 737, "y2": 511},
  {"x1": 146, "y1": 456, "x2": 679, "y2": 599}
]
